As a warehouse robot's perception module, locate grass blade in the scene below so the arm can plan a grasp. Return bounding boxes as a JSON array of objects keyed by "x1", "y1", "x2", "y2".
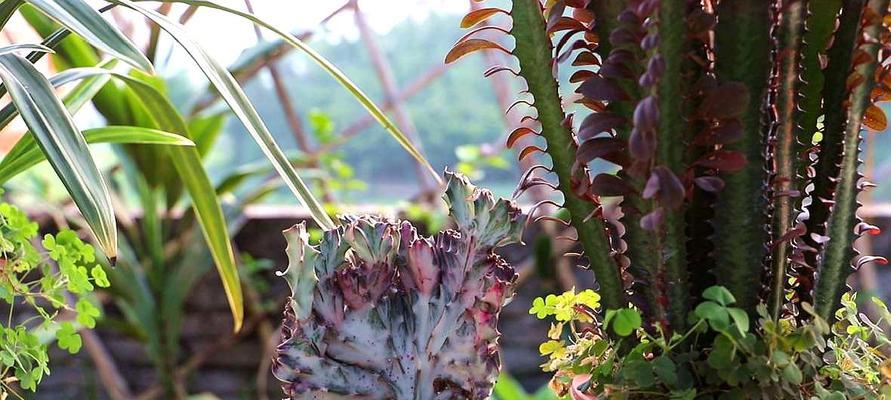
[
  {"x1": 25, "y1": 0, "x2": 151, "y2": 71},
  {"x1": 0, "y1": 52, "x2": 117, "y2": 259},
  {"x1": 0, "y1": 126, "x2": 194, "y2": 182},
  {"x1": 133, "y1": 0, "x2": 441, "y2": 185},
  {"x1": 110, "y1": 0, "x2": 336, "y2": 230}
]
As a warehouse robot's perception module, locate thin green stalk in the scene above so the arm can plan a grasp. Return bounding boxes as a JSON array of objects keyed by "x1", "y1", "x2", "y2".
[{"x1": 510, "y1": 0, "x2": 624, "y2": 310}]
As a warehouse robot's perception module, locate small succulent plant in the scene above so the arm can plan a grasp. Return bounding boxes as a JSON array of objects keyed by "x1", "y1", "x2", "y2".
[{"x1": 272, "y1": 172, "x2": 523, "y2": 399}]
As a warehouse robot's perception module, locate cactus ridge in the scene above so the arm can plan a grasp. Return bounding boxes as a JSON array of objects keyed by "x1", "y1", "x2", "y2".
[{"x1": 273, "y1": 172, "x2": 523, "y2": 399}]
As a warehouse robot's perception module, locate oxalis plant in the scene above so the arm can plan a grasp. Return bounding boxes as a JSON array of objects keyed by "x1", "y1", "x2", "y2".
[
  {"x1": 0, "y1": 199, "x2": 108, "y2": 394},
  {"x1": 273, "y1": 172, "x2": 523, "y2": 399},
  {"x1": 440, "y1": 0, "x2": 891, "y2": 398}
]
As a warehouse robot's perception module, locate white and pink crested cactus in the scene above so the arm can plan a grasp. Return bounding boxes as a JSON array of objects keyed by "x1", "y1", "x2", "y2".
[{"x1": 272, "y1": 172, "x2": 524, "y2": 399}]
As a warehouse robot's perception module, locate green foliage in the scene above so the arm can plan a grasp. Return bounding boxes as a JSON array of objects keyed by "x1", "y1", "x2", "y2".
[
  {"x1": 0, "y1": 201, "x2": 104, "y2": 394},
  {"x1": 308, "y1": 110, "x2": 368, "y2": 195},
  {"x1": 455, "y1": 144, "x2": 511, "y2": 181},
  {"x1": 530, "y1": 287, "x2": 891, "y2": 399},
  {"x1": 492, "y1": 373, "x2": 563, "y2": 400}
]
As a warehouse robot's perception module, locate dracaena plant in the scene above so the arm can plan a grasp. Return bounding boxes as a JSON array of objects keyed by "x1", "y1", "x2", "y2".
[
  {"x1": 443, "y1": 0, "x2": 891, "y2": 397},
  {"x1": 273, "y1": 172, "x2": 522, "y2": 399}
]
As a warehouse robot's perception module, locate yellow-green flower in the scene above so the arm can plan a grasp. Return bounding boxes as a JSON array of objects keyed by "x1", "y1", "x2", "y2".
[{"x1": 539, "y1": 340, "x2": 567, "y2": 359}]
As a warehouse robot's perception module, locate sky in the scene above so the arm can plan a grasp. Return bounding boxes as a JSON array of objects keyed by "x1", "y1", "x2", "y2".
[{"x1": 168, "y1": 0, "x2": 468, "y2": 65}]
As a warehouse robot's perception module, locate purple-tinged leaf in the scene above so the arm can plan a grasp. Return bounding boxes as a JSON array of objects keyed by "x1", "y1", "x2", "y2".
[
  {"x1": 646, "y1": 55, "x2": 666, "y2": 78},
  {"x1": 578, "y1": 76, "x2": 631, "y2": 101},
  {"x1": 506, "y1": 127, "x2": 538, "y2": 148},
  {"x1": 698, "y1": 82, "x2": 749, "y2": 119},
  {"x1": 578, "y1": 112, "x2": 627, "y2": 140},
  {"x1": 695, "y1": 150, "x2": 747, "y2": 172},
  {"x1": 572, "y1": 52, "x2": 600, "y2": 66},
  {"x1": 633, "y1": 96, "x2": 660, "y2": 132},
  {"x1": 712, "y1": 120, "x2": 744, "y2": 144},
  {"x1": 856, "y1": 256, "x2": 889, "y2": 269},
  {"x1": 773, "y1": 226, "x2": 806, "y2": 248},
  {"x1": 570, "y1": 69, "x2": 597, "y2": 83},
  {"x1": 694, "y1": 176, "x2": 725, "y2": 192},
  {"x1": 591, "y1": 173, "x2": 635, "y2": 196},
  {"x1": 652, "y1": 166, "x2": 685, "y2": 209},
  {"x1": 641, "y1": 33, "x2": 659, "y2": 50},
  {"x1": 518, "y1": 145, "x2": 546, "y2": 161},
  {"x1": 460, "y1": 7, "x2": 507, "y2": 29},
  {"x1": 640, "y1": 208, "x2": 664, "y2": 231},
  {"x1": 855, "y1": 222, "x2": 882, "y2": 236},
  {"x1": 577, "y1": 137, "x2": 625, "y2": 164},
  {"x1": 629, "y1": 128, "x2": 656, "y2": 160},
  {"x1": 547, "y1": 16, "x2": 587, "y2": 34},
  {"x1": 600, "y1": 60, "x2": 637, "y2": 79}
]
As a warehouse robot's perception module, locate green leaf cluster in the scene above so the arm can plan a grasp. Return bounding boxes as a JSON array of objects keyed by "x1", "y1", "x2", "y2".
[
  {"x1": 530, "y1": 286, "x2": 891, "y2": 399},
  {"x1": 0, "y1": 201, "x2": 104, "y2": 394}
]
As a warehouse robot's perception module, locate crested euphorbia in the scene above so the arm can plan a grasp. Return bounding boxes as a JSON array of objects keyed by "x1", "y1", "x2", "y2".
[{"x1": 273, "y1": 172, "x2": 523, "y2": 399}]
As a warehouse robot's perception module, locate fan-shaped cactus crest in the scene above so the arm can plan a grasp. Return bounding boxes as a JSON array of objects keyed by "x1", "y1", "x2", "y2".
[{"x1": 272, "y1": 172, "x2": 523, "y2": 399}]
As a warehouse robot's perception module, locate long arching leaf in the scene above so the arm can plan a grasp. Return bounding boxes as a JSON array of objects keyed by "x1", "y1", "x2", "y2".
[
  {"x1": 0, "y1": 126, "x2": 194, "y2": 181},
  {"x1": 24, "y1": 0, "x2": 151, "y2": 71},
  {"x1": 1, "y1": 65, "x2": 244, "y2": 330},
  {"x1": 0, "y1": 52, "x2": 117, "y2": 259},
  {"x1": 0, "y1": 59, "x2": 114, "y2": 133},
  {"x1": 0, "y1": 0, "x2": 23, "y2": 30},
  {"x1": 130, "y1": 0, "x2": 441, "y2": 185},
  {"x1": 0, "y1": 43, "x2": 52, "y2": 56},
  {"x1": 108, "y1": 0, "x2": 336, "y2": 230}
]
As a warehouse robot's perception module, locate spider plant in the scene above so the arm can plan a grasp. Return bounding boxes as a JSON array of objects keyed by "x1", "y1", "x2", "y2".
[{"x1": 1, "y1": 0, "x2": 440, "y2": 335}]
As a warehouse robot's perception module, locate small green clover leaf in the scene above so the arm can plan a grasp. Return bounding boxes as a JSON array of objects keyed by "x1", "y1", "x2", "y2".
[
  {"x1": 575, "y1": 290, "x2": 601, "y2": 309},
  {"x1": 530, "y1": 297, "x2": 552, "y2": 319},
  {"x1": 75, "y1": 298, "x2": 101, "y2": 329},
  {"x1": 66, "y1": 266, "x2": 94, "y2": 294},
  {"x1": 695, "y1": 301, "x2": 730, "y2": 331},
  {"x1": 727, "y1": 307, "x2": 750, "y2": 335},
  {"x1": 553, "y1": 292, "x2": 576, "y2": 321},
  {"x1": 539, "y1": 340, "x2": 566, "y2": 359},
  {"x1": 611, "y1": 308, "x2": 643, "y2": 337},
  {"x1": 90, "y1": 265, "x2": 110, "y2": 288},
  {"x1": 56, "y1": 322, "x2": 82, "y2": 354},
  {"x1": 702, "y1": 286, "x2": 736, "y2": 306}
]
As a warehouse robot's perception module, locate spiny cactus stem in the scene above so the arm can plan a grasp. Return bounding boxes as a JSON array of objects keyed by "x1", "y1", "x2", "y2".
[
  {"x1": 769, "y1": 0, "x2": 805, "y2": 320},
  {"x1": 657, "y1": 0, "x2": 692, "y2": 330},
  {"x1": 814, "y1": 0, "x2": 888, "y2": 320},
  {"x1": 791, "y1": 0, "x2": 843, "y2": 310},
  {"x1": 586, "y1": 0, "x2": 627, "y2": 59},
  {"x1": 712, "y1": 0, "x2": 773, "y2": 314},
  {"x1": 510, "y1": 0, "x2": 624, "y2": 310},
  {"x1": 805, "y1": 0, "x2": 865, "y2": 268}
]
